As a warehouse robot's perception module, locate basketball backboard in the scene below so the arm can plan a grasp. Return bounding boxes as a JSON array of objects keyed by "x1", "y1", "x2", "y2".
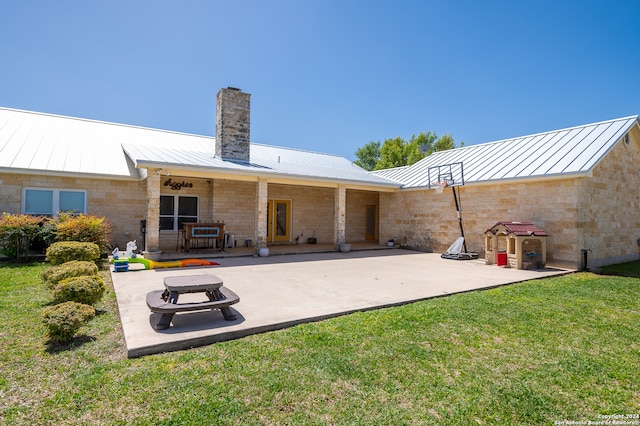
[{"x1": 427, "y1": 162, "x2": 465, "y2": 189}]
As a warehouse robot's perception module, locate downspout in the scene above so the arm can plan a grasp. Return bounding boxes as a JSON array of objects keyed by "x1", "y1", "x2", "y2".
[{"x1": 581, "y1": 248, "x2": 591, "y2": 272}]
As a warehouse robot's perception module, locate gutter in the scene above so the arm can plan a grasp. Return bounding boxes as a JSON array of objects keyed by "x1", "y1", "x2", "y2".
[
  {"x1": 398, "y1": 170, "x2": 593, "y2": 191},
  {"x1": 134, "y1": 161, "x2": 403, "y2": 191},
  {"x1": 0, "y1": 167, "x2": 142, "y2": 181}
]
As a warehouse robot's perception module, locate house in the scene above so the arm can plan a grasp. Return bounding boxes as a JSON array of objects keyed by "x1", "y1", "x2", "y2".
[
  {"x1": 373, "y1": 114, "x2": 640, "y2": 269},
  {"x1": 1, "y1": 86, "x2": 639, "y2": 269},
  {"x1": 0, "y1": 88, "x2": 400, "y2": 258}
]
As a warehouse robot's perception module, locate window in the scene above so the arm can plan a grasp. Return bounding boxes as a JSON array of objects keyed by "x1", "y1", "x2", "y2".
[
  {"x1": 160, "y1": 195, "x2": 198, "y2": 231},
  {"x1": 23, "y1": 188, "x2": 87, "y2": 216}
]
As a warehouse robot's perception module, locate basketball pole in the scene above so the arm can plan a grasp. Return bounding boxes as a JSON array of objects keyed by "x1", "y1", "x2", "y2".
[{"x1": 451, "y1": 185, "x2": 468, "y2": 253}]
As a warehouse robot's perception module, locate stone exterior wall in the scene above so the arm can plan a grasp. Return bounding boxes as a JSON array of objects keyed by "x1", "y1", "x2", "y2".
[
  {"x1": 210, "y1": 179, "x2": 258, "y2": 248},
  {"x1": 215, "y1": 88, "x2": 251, "y2": 162},
  {"x1": 157, "y1": 176, "x2": 213, "y2": 252},
  {"x1": 145, "y1": 170, "x2": 161, "y2": 253},
  {"x1": 576, "y1": 127, "x2": 640, "y2": 268},
  {"x1": 346, "y1": 189, "x2": 379, "y2": 242},
  {"x1": 4, "y1": 127, "x2": 638, "y2": 267},
  {"x1": 380, "y1": 130, "x2": 640, "y2": 270},
  {"x1": 380, "y1": 179, "x2": 582, "y2": 268},
  {"x1": 0, "y1": 173, "x2": 147, "y2": 250},
  {"x1": 268, "y1": 184, "x2": 335, "y2": 244}
]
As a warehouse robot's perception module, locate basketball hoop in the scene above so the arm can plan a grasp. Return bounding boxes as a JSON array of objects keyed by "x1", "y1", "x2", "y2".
[{"x1": 431, "y1": 181, "x2": 448, "y2": 194}]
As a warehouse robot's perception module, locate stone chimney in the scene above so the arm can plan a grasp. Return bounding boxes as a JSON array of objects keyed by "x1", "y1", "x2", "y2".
[{"x1": 216, "y1": 87, "x2": 251, "y2": 162}]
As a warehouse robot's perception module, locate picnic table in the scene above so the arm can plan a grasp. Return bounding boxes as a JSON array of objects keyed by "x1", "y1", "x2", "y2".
[{"x1": 146, "y1": 274, "x2": 239, "y2": 330}]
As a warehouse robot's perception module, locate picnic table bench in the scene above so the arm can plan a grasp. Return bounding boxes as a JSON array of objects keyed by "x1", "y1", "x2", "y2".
[{"x1": 146, "y1": 274, "x2": 239, "y2": 330}]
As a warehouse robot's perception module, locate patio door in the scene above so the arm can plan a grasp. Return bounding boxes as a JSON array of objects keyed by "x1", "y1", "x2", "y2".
[{"x1": 267, "y1": 199, "x2": 291, "y2": 243}]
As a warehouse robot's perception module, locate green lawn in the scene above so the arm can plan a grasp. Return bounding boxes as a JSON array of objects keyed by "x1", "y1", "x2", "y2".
[
  {"x1": 0, "y1": 262, "x2": 638, "y2": 425},
  {"x1": 600, "y1": 260, "x2": 640, "y2": 278}
]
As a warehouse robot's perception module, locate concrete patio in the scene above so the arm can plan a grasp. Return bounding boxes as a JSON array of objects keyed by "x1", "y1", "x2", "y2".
[{"x1": 111, "y1": 248, "x2": 572, "y2": 358}]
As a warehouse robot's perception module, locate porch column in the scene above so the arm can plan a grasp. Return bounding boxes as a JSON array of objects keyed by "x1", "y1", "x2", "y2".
[
  {"x1": 209, "y1": 178, "x2": 216, "y2": 221},
  {"x1": 144, "y1": 168, "x2": 161, "y2": 258},
  {"x1": 256, "y1": 178, "x2": 268, "y2": 251},
  {"x1": 334, "y1": 184, "x2": 346, "y2": 248}
]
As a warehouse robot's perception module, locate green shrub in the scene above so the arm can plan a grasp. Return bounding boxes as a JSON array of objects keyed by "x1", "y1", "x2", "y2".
[
  {"x1": 41, "y1": 260, "x2": 99, "y2": 289},
  {"x1": 36, "y1": 219, "x2": 58, "y2": 248},
  {"x1": 46, "y1": 241, "x2": 100, "y2": 265},
  {"x1": 55, "y1": 213, "x2": 112, "y2": 253},
  {"x1": 0, "y1": 213, "x2": 47, "y2": 261},
  {"x1": 53, "y1": 275, "x2": 105, "y2": 305},
  {"x1": 42, "y1": 301, "x2": 95, "y2": 342}
]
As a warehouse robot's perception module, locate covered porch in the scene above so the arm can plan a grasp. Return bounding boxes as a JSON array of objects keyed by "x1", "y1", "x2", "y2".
[
  {"x1": 140, "y1": 169, "x2": 397, "y2": 259},
  {"x1": 148, "y1": 241, "x2": 395, "y2": 261}
]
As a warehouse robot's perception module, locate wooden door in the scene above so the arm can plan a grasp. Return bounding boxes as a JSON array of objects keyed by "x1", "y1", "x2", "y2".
[
  {"x1": 267, "y1": 199, "x2": 291, "y2": 242},
  {"x1": 365, "y1": 204, "x2": 376, "y2": 241}
]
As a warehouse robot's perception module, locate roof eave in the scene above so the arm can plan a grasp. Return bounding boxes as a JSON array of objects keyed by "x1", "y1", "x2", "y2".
[
  {"x1": 399, "y1": 170, "x2": 593, "y2": 190},
  {"x1": 134, "y1": 160, "x2": 402, "y2": 190},
  {"x1": 0, "y1": 167, "x2": 142, "y2": 181}
]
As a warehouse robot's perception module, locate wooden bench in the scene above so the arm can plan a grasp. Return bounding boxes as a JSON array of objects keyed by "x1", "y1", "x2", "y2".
[{"x1": 146, "y1": 278, "x2": 240, "y2": 330}]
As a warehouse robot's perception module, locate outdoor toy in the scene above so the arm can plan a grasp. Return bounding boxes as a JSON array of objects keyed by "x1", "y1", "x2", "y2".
[
  {"x1": 110, "y1": 240, "x2": 219, "y2": 270},
  {"x1": 128, "y1": 257, "x2": 219, "y2": 270}
]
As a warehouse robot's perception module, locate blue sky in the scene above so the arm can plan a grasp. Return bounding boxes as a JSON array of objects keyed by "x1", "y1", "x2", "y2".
[{"x1": 1, "y1": 1, "x2": 639, "y2": 161}]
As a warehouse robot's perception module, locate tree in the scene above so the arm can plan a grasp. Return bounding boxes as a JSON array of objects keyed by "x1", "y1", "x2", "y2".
[
  {"x1": 354, "y1": 131, "x2": 462, "y2": 171},
  {"x1": 353, "y1": 141, "x2": 381, "y2": 170},
  {"x1": 433, "y1": 133, "x2": 458, "y2": 152},
  {"x1": 408, "y1": 132, "x2": 438, "y2": 163},
  {"x1": 377, "y1": 137, "x2": 407, "y2": 170}
]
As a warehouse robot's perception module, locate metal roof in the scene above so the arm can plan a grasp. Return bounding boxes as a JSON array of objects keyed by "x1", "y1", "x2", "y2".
[
  {"x1": 372, "y1": 115, "x2": 639, "y2": 188},
  {"x1": 0, "y1": 107, "x2": 399, "y2": 187},
  {"x1": 485, "y1": 221, "x2": 549, "y2": 237},
  {"x1": 4, "y1": 107, "x2": 636, "y2": 190},
  {"x1": 122, "y1": 142, "x2": 398, "y2": 186}
]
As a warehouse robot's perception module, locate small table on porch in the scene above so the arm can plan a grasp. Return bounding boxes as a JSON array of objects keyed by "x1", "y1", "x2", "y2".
[{"x1": 146, "y1": 274, "x2": 239, "y2": 330}]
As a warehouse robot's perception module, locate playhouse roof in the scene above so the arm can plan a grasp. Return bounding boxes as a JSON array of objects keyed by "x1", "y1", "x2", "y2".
[
  {"x1": 484, "y1": 221, "x2": 549, "y2": 237},
  {"x1": 372, "y1": 115, "x2": 639, "y2": 188}
]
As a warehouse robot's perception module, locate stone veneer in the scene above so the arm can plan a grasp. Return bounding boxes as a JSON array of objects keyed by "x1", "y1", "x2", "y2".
[
  {"x1": 0, "y1": 173, "x2": 147, "y2": 250},
  {"x1": 4, "y1": 127, "x2": 638, "y2": 268},
  {"x1": 576, "y1": 125, "x2": 640, "y2": 268},
  {"x1": 268, "y1": 184, "x2": 336, "y2": 244},
  {"x1": 346, "y1": 189, "x2": 379, "y2": 242},
  {"x1": 156, "y1": 175, "x2": 213, "y2": 252},
  {"x1": 215, "y1": 87, "x2": 251, "y2": 162},
  {"x1": 379, "y1": 128, "x2": 640, "y2": 269},
  {"x1": 0, "y1": 172, "x2": 376, "y2": 253},
  {"x1": 380, "y1": 179, "x2": 583, "y2": 269}
]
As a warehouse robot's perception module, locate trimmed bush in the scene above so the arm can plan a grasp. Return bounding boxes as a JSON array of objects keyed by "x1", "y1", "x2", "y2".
[
  {"x1": 53, "y1": 275, "x2": 105, "y2": 305},
  {"x1": 55, "y1": 213, "x2": 112, "y2": 254},
  {"x1": 41, "y1": 260, "x2": 99, "y2": 289},
  {"x1": 46, "y1": 241, "x2": 100, "y2": 265},
  {"x1": 42, "y1": 301, "x2": 95, "y2": 342}
]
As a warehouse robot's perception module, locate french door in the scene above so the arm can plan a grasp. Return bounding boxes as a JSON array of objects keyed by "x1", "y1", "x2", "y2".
[{"x1": 266, "y1": 199, "x2": 291, "y2": 242}]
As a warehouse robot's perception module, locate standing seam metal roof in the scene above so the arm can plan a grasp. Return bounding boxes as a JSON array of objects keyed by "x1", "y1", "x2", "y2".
[
  {"x1": 372, "y1": 115, "x2": 639, "y2": 188},
  {"x1": 0, "y1": 107, "x2": 399, "y2": 187}
]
